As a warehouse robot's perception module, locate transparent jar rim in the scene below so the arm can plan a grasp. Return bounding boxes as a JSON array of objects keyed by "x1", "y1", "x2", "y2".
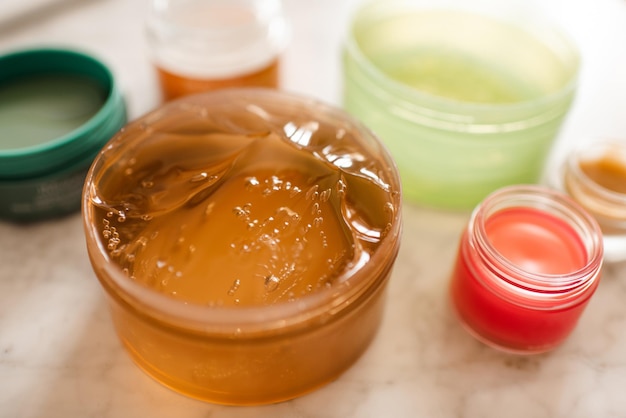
[
  {"x1": 469, "y1": 185, "x2": 603, "y2": 296},
  {"x1": 343, "y1": 4, "x2": 580, "y2": 115},
  {"x1": 82, "y1": 88, "x2": 403, "y2": 338}
]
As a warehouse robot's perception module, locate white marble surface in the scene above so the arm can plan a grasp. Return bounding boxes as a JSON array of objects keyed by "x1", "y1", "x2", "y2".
[{"x1": 1, "y1": 0, "x2": 626, "y2": 417}]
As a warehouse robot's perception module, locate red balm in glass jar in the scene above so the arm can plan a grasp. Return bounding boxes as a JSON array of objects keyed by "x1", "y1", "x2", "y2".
[{"x1": 450, "y1": 185, "x2": 603, "y2": 354}]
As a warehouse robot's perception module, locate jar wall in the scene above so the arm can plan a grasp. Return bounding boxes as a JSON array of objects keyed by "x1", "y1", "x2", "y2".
[
  {"x1": 343, "y1": 64, "x2": 571, "y2": 208},
  {"x1": 450, "y1": 232, "x2": 599, "y2": 354},
  {"x1": 155, "y1": 58, "x2": 280, "y2": 101},
  {"x1": 102, "y1": 272, "x2": 389, "y2": 405}
]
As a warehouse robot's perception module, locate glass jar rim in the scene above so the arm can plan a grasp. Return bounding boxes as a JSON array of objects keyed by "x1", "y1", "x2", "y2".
[
  {"x1": 344, "y1": 2, "x2": 580, "y2": 130},
  {"x1": 469, "y1": 185, "x2": 603, "y2": 297},
  {"x1": 82, "y1": 88, "x2": 403, "y2": 338}
]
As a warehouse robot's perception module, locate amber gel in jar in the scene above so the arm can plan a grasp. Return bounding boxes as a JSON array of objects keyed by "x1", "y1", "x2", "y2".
[
  {"x1": 82, "y1": 89, "x2": 402, "y2": 404},
  {"x1": 146, "y1": 0, "x2": 288, "y2": 101},
  {"x1": 563, "y1": 140, "x2": 626, "y2": 262},
  {"x1": 450, "y1": 185, "x2": 603, "y2": 354}
]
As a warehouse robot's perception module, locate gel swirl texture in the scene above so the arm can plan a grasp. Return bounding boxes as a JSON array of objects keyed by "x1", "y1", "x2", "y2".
[{"x1": 86, "y1": 90, "x2": 399, "y2": 307}]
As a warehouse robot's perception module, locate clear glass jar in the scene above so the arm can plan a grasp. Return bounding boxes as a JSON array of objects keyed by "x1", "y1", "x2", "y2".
[
  {"x1": 146, "y1": 0, "x2": 288, "y2": 101},
  {"x1": 563, "y1": 140, "x2": 626, "y2": 263},
  {"x1": 82, "y1": 89, "x2": 402, "y2": 404},
  {"x1": 343, "y1": 0, "x2": 580, "y2": 210},
  {"x1": 449, "y1": 185, "x2": 603, "y2": 354}
]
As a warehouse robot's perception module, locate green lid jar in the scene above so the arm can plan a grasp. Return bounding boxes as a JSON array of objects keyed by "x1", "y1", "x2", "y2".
[{"x1": 0, "y1": 48, "x2": 127, "y2": 222}]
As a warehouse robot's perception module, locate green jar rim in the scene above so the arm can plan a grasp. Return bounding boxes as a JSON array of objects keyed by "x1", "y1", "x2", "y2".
[
  {"x1": 0, "y1": 47, "x2": 126, "y2": 179},
  {"x1": 344, "y1": 2, "x2": 581, "y2": 130}
]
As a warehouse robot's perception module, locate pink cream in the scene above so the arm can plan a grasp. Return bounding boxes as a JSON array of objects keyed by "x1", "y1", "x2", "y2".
[{"x1": 485, "y1": 207, "x2": 587, "y2": 275}]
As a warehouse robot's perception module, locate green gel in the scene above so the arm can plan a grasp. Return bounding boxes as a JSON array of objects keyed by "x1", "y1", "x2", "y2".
[
  {"x1": 0, "y1": 75, "x2": 107, "y2": 150},
  {"x1": 374, "y1": 48, "x2": 541, "y2": 104}
]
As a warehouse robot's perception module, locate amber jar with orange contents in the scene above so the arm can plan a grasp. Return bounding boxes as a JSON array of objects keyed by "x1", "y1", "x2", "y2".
[
  {"x1": 146, "y1": 0, "x2": 288, "y2": 101},
  {"x1": 82, "y1": 89, "x2": 402, "y2": 404}
]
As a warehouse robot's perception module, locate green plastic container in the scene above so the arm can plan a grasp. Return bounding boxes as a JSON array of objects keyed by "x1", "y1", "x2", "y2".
[
  {"x1": 0, "y1": 48, "x2": 127, "y2": 221},
  {"x1": 343, "y1": 0, "x2": 580, "y2": 210}
]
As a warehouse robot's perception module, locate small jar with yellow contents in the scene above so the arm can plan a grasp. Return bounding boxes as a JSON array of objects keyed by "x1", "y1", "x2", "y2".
[{"x1": 563, "y1": 140, "x2": 626, "y2": 262}]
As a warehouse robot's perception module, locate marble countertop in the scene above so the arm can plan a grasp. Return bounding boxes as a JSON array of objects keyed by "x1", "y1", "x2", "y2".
[{"x1": 2, "y1": 0, "x2": 626, "y2": 417}]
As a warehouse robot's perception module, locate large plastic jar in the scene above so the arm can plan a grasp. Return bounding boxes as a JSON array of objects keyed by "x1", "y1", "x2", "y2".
[
  {"x1": 343, "y1": 0, "x2": 580, "y2": 210},
  {"x1": 82, "y1": 89, "x2": 402, "y2": 404}
]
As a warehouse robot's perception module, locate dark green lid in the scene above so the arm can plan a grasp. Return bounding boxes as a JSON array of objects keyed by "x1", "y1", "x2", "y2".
[{"x1": 0, "y1": 48, "x2": 127, "y2": 221}]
